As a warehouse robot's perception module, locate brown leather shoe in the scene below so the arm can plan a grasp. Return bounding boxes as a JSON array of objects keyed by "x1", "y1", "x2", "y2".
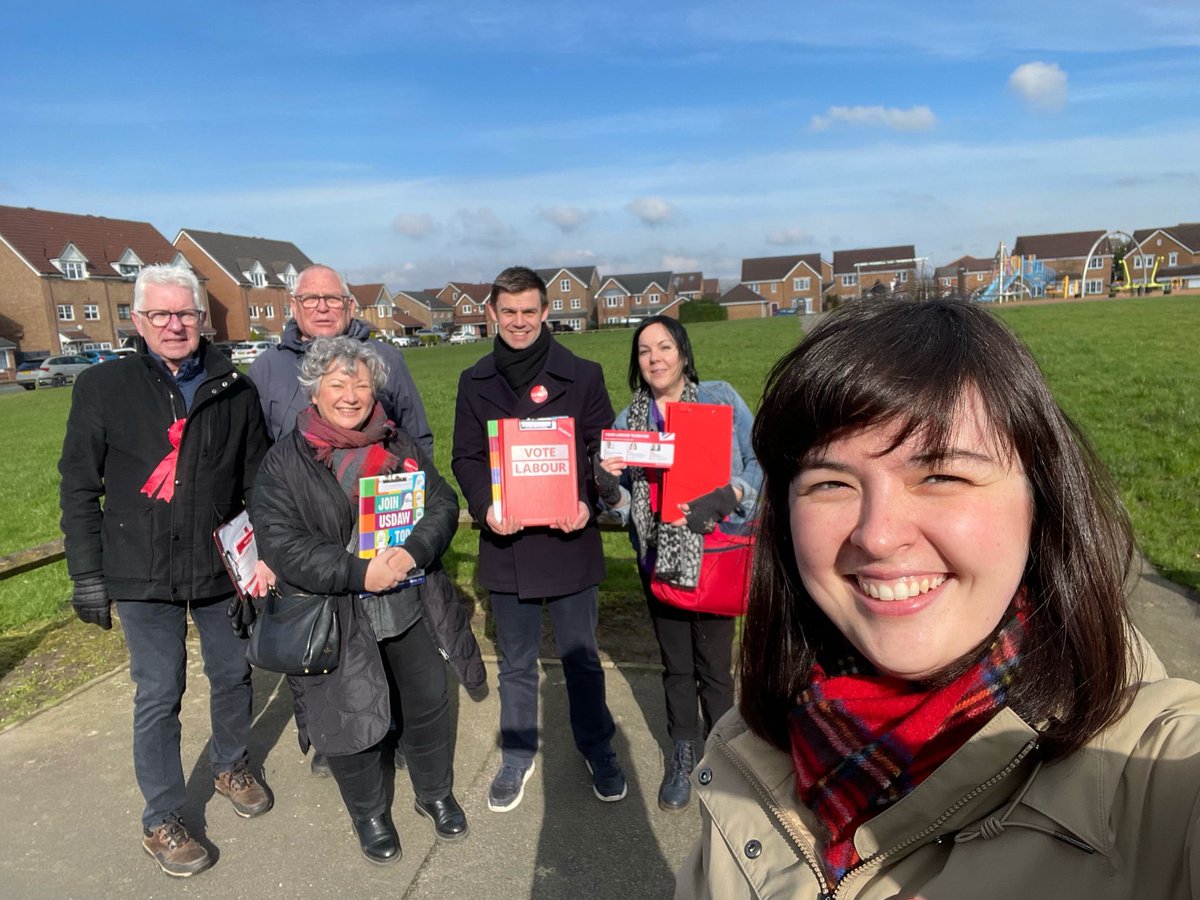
[
  {"x1": 214, "y1": 763, "x2": 273, "y2": 818},
  {"x1": 142, "y1": 815, "x2": 211, "y2": 877}
]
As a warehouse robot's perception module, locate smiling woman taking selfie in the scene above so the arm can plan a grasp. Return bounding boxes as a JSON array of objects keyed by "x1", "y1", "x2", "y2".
[{"x1": 677, "y1": 299, "x2": 1200, "y2": 899}]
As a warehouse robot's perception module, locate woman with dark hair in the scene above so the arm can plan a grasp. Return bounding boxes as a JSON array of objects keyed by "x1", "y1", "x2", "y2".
[
  {"x1": 677, "y1": 298, "x2": 1200, "y2": 899},
  {"x1": 251, "y1": 336, "x2": 475, "y2": 865},
  {"x1": 596, "y1": 315, "x2": 761, "y2": 812}
]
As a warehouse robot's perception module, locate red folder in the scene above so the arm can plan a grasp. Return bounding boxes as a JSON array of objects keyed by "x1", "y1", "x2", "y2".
[
  {"x1": 489, "y1": 416, "x2": 579, "y2": 526},
  {"x1": 660, "y1": 402, "x2": 732, "y2": 522}
]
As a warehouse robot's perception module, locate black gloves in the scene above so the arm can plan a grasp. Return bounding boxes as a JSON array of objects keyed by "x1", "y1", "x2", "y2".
[
  {"x1": 227, "y1": 593, "x2": 256, "y2": 639},
  {"x1": 593, "y1": 456, "x2": 623, "y2": 507},
  {"x1": 71, "y1": 575, "x2": 112, "y2": 630},
  {"x1": 685, "y1": 484, "x2": 739, "y2": 534}
]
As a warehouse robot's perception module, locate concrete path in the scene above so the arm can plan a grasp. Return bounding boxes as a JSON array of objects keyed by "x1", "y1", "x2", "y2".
[{"x1": 0, "y1": 559, "x2": 1196, "y2": 899}]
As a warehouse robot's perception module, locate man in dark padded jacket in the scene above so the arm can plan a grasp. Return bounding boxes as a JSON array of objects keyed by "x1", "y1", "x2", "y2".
[{"x1": 58, "y1": 264, "x2": 272, "y2": 878}]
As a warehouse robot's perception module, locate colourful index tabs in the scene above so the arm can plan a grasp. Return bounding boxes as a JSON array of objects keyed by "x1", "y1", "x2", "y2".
[{"x1": 488, "y1": 419, "x2": 503, "y2": 520}]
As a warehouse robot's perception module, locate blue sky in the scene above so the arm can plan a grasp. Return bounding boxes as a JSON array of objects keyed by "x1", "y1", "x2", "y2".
[{"x1": 3, "y1": 1, "x2": 1198, "y2": 290}]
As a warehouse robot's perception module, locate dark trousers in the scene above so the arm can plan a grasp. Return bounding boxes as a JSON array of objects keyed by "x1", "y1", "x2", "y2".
[
  {"x1": 491, "y1": 586, "x2": 615, "y2": 767},
  {"x1": 326, "y1": 620, "x2": 452, "y2": 820},
  {"x1": 117, "y1": 597, "x2": 252, "y2": 829},
  {"x1": 640, "y1": 571, "x2": 735, "y2": 744}
]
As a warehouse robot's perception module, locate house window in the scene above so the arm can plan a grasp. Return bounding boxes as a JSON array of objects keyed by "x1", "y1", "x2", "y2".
[
  {"x1": 250, "y1": 270, "x2": 267, "y2": 287},
  {"x1": 841, "y1": 274, "x2": 858, "y2": 287},
  {"x1": 1088, "y1": 257, "x2": 1104, "y2": 270},
  {"x1": 1169, "y1": 252, "x2": 1178, "y2": 266},
  {"x1": 57, "y1": 305, "x2": 74, "y2": 321},
  {"x1": 633, "y1": 295, "x2": 643, "y2": 305},
  {"x1": 118, "y1": 263, "x2": 140, "y2": 278},
  {"x1": 84, "y1": 304, "x2": 100, "y2": 320},
  {"x1": 650, "y1": 293, "x2": 661, "y2": 304},
  {"x1": 282, "y1": 271, "x2": 296, "y2": 289},
  {"x1": 560, "y1": 278, "x2": 570, "y2": 292},
  {"x1": 748, "y1": 282, "x2": 759, "y2": 293},
  {"x1": 570, "y1": 298, "x2": 581, "y2": 310},
  {"x1": 61, "y1": 260, "x2": 87, "y2": 280},
  {"x1": 769, "y1": 283, "x2": 777, "y2": 294},
  {"x1": 263, "y1": 306, "x2": 275, "y2": 318},
  {"x1": 248, "y1": 306, "x2": 260, "y2": 318},
  {"x1": 1133, "y1": 256, "x2": 1143, "y2": 268},
  {"x1": 570, "y1": 318, "x2": 582, "y2": 330},
  {"x1": 898, "y1": 271, "x2": 908, "y2": 283},
  {"x1": 552, "y1": 299, "x2": 563, "y2": 311},
  {"x1": 793, "y1": 277, "x2": 810, "y2": 291},
  {"x1": 606, "y1": 297, "x2": 621, "y2": 308},
  {"x1": 117, "y1": 304, "x2": 131, "y2": 320},
  {"x1": 1085, "y1": 279, "x2": 1104, "y2": 295}
]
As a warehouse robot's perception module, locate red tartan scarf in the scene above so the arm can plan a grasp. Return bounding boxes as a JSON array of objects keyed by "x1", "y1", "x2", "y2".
[
  {"x1": 788, "y1": 592, "x2": 1028, "y2": 885},
  {"x1": 297, "y1": 403, "x2": 398, "y2": 501}
]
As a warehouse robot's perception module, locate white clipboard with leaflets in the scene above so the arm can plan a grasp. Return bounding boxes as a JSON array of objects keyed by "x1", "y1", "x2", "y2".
[{"x1": 213, "y1": 510, "x2": 259, "y2": 601}]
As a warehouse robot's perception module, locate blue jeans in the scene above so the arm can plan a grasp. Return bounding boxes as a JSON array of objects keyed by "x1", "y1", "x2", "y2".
[
  {"x1": 491, "y1": 586, "x2": 615, "y2": 767},
  {"x1": 118, "y1": 597, "x2": 252, "y2": 829}
]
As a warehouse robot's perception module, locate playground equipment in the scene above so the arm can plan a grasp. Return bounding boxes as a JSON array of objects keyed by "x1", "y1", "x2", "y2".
[
  {"x1": 1110, "y1": 252, "x2": 1163, "y2": 292},
  {"x1": 972, "y1": 242, "x2": 1056, "y2": 302}
]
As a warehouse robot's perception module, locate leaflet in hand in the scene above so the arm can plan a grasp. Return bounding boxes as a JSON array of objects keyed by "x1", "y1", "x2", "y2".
[
  {"x1": 600, "y1": 429, "x2": 675, "y2": 468},
  {"x1": 213, "y1": 510, "x2": 259, "y2": 601},
  {"x1": 358, "y1": 472, "x2": 426, "y2": 589}
]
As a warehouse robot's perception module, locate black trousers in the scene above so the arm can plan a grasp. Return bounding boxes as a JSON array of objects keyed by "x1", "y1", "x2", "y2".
[
  {"x1": 326, "y1": 619, "x2": 452, "y2": 820},
  {"x1": 640, "y1": 569, "x2": 735, "y2": 745}
]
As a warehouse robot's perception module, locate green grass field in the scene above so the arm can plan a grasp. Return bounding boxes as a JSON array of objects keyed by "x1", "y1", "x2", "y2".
[{"x1": 2, "y1": 296, "x2": 1198, "y2": 634}]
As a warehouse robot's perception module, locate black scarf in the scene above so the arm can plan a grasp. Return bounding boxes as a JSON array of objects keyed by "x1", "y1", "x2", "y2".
[
  {"x1": 494, "y1": 324, "x2": 552, "y2": 393},
  {"x1": 627, "y1": 382, "x2": 704, "y2": 588}
]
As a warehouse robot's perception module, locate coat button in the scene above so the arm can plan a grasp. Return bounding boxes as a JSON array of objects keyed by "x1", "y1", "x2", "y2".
[
  {"x1": 697, "y1": 767, "x2": 712, "y2": 785},
  {"x1": 171, "y1": 534, "x2": 180, "y2": 542},
  {"x1": 744, "y1": 840, "x2": 762, "y2": 859}
]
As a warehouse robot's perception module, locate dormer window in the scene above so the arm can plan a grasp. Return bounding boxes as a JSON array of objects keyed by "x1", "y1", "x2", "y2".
[
  {"x1": 118, "y1": 263, "x2": 141, "y2": 277},
  {"x1": 281, "y1": 265, "x2": 298, "y2": 290},
  {"x1": 114, "y1": 248, "x2": 144, "y2": 279},
  {"x1": 61, "y1": 260, "x2": 87, "y2": 279},
  {"x1": 246, "y1": 261, "x2": 268, "y2": 288}
]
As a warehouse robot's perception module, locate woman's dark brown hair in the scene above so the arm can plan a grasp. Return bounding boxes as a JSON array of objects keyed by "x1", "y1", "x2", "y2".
[{"x1": 739, "y1": 298, "x2": 1136, "y2": 758}]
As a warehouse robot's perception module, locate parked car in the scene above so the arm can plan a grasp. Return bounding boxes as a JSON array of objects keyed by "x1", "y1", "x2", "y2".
[
  {"x1": 17, "y1": 355, "x2": 92, "y2": 389},
  {"x1": 211, "y1": 341, "x2": 239, "y2": 358},
  {"x1": 448, "y1": 331, "x2": 480, "y2": 345},
  {"x1": 112, "y1": 347, "x2": 138, "y2": 358},
  {"x1": 81, "y1": 349, "x2": 121, "y2": 363},
  {"x1": 391, "y1": 335, "x2": 419, "y2": 348},
  {"x1": 230, "y1": 341, "x2": 274, "y2": 364}
]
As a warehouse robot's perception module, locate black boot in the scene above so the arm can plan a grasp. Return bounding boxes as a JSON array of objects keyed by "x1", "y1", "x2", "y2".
[
  {"x1": 414, "y1": 793, "x2": 469, "y2": 841},
  {"x1": 352, "y1": 813, "x2": 401, "y2": 864},
  {"x1": 658, "y1": 739, "x2": 696, "y2": 812}
]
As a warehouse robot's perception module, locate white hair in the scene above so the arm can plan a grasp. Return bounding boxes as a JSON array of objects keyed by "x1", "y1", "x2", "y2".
[{"x1": 133, "y1": 264, "x2": 204, "y2": 311}]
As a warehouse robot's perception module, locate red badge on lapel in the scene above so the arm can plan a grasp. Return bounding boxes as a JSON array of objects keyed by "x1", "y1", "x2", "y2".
[
  {"x1": 403, "y1": 457, "x2": 419, "y2": 472},
  {"x1": 530, "y1": 384, "x2": 548, "y2": 404}
]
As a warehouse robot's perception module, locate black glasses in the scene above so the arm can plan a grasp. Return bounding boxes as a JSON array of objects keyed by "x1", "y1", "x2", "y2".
[
  {"x1": 138, "y1": 309, "x2": 204, "y2": 327},
  {"x1": 294, "y1": 294, "x2": 351, "y2": 310}
]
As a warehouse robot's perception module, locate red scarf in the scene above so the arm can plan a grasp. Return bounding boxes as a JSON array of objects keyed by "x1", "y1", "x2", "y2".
[
  {"x1": 297, "y1": 403, "x2": 398, "y2": 499},
  {"x1": 140, "y1": 418, "x2": 187, "y2": 503},
  {"x1": 789, "y1": 594, "x2": 1028, "y2": 884}
]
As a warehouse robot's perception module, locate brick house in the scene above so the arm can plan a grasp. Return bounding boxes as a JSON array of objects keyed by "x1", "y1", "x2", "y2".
[
  {"x1": 438, "y1": 282, "x2": 492, "y2": 337},
  {"x1": 672, "y1": 271, "x2": 705, "y2": 302},
  {"x1": 595, "y1": 272, "x2": 678, "y2": 326},
  {"x1": 701, "y1": 277, "x2": 720, "y2": 298},
  {"x1": 349, "y1": 283, "x2": 400, "y2": 337},
  {"x1": 718, "y1": 283, "x2": 777, "y2": 319},
  {"x1": 741, "y1": 253, "x2": 831, "y2": 313},
  {"x1": 392, "y1": 290, "x2": 455, "y2": 332},
  {"x1": 536, "y1": 266, "x2": 599, "y2": 331},
  {"x1": 1011, "y1": 230, "x2": 1111, "y2": 297},
  {"x1": 829, "y1": 245, "x2": 918, "y2": 303},
  {"x1": 1129, "y1": 223, "x2": 1200, "y2": 290},
  {"x1": 0, "y1": 205, "x2": 190, "y2": 360},
  {"x1": 934, "y1": 255, "x2": 994, "y2": 297},
  {"x1": 173, "y1": 229, "x2": 313, "y2": 341}
]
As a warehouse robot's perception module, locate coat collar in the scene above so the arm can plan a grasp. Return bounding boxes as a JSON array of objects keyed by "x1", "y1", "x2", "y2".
[{"x1": 466, "y1": 337, "x2": 580, "y2": 418}]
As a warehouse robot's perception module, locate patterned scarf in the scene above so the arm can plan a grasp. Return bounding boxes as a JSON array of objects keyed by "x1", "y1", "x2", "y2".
[
  {"x1": 789, "y1": 593, "x2": 1028, "y2": 885},
  {"x1": 627, "y1": 382, "x2": 703, "y2": 588},
  {"x1": 297, "y1": 403, "x2": 398, "y2": 501}
]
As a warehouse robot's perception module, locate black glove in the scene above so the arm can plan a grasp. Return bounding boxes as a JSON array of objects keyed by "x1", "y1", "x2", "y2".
[
  {"x1": 71, "y1": 575, "x2": 112, "y2": 631},
  {"x1": 684, "y1": 484, "x2": 739, "y2": 535},
  {"x1": 227, "y1": 593, "x2": 256, "y2": 639},
  {"x1": 593, "y1": 456, "x2": 623, "y2": 507}
]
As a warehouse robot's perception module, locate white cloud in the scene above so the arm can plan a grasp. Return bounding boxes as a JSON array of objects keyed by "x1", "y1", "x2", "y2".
[
  {"x1": 626, "y1": 196, "x2": 676, "y2": 226},
  {"x1": 766, "y1": 227, "x2": 815, "y2": 246},
  {"x1": 663, "y1": 254, "x2": 700, "y2": 271},
  {"x1": 810, "y1": 105, "x2": 936, "y2": 132},
  {"x1": 453, "y1": 207, "x2": 520, "y2": 249},
  {"x1": 392, "y1": 212, "x2": 437, "y2": 239},
  {"x1": 541, "y1": 205, "x2": 591, "y2": 233},
  {"x1": 1008, "y1": 61, "x2": 1068, "y2": 111}
]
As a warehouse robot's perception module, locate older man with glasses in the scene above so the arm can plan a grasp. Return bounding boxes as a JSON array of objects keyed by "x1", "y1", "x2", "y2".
[
  {"x1": 58, "y1": 264, "x2": 273, "y2": 877},
  {"x1": 246, "y1": 264, "x2": 433, "y2": 779}
]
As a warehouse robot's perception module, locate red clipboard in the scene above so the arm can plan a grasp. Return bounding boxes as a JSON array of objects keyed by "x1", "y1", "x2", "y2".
[
  {"x1": 489, "y1": 416, "x2": 579, "y2": 526},
  {"x1": 660, "y1": 402, "x2": 732, "y2": 521}
]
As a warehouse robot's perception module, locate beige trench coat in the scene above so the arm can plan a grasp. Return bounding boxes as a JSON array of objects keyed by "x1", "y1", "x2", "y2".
[{"x1": 677, "y1": 642, "x2": 1200, "y2": 899}]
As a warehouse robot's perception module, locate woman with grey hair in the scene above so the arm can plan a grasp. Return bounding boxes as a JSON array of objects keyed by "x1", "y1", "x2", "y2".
[{"x1": 251, "y1": 336, "x2": 467, "y2": 864}]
